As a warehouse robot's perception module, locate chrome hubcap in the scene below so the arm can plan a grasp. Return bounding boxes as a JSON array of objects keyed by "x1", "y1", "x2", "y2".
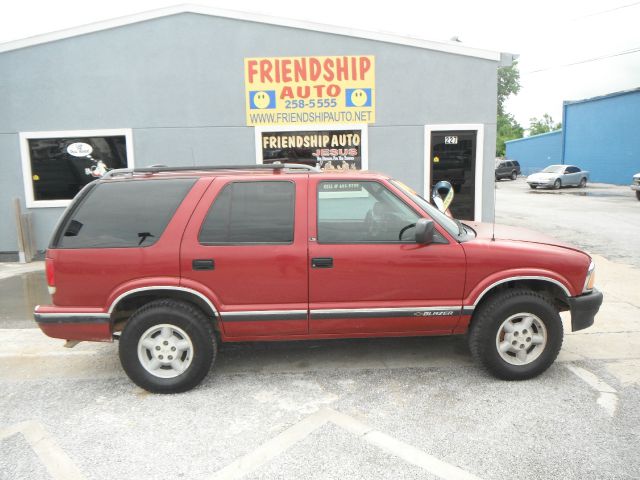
[
  {"x1": 137, "y1": 324, "x2": 193, "y2": 378},
  {"x1": 496, "y1": 313, "x2": 547, "y2": 365}
]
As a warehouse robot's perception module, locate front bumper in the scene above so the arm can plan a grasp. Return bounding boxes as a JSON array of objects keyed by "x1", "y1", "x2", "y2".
[
  {"x1": 527, "y1": 181, "x2": 555, "y2": 188},
  {"x1": 34, "y1": 305, "x2": 113, "y2": 341},
  {"x1": 567, "y1": 289, "x2": 603, "y2": 332}
]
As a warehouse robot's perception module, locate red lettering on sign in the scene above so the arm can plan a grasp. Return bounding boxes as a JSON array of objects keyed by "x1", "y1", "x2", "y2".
[
  {"x1": 247, "y1": 60, "x2": 258, "y2": 83},
  {"x1": 297, "y1": 86, "x2": 310, "y2": 99},
  {"x1": 259, "y1": 60, "x2": 273, "y2": 83},
  {"x1": 326, "y1": 84, "x2": 341, "y2": 97},
  {"x1": 280, "y1": 86, "x2": 294, "y2": 99},
  {"x1": 335, "y1": 56, "x2": 348, "y2": 81},
  {"x1": 323, "y1": 58, "x2": 334, "y2": 81},
  {"x1": 294, "y1": 59, "x2": 307, "y2": 82},
  {"x1": 309, "y1": 58, "x2": 322, "y2": 81},
  {"x1": 281, "y1": 59, "x2": 292, "y2": 82},
  {"x1": 359, "y1": 57, "x2": 371, "y2": 80}
]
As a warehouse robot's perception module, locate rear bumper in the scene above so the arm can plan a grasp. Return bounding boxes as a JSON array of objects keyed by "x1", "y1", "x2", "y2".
[
  {"x1": 568, "y1": 289, "x2": 603, "y2": 332},
  {"x1": 34, "y1": 306, "x2": 112, "y2": 341}
]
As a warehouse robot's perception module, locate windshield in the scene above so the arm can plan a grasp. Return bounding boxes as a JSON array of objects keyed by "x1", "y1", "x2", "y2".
[
  {"x1": 390, "y1": 179, "x2": 461, "y2": 238},
  {"x1": 542, "y1": 165, "x2": 564, "y2": 173}
]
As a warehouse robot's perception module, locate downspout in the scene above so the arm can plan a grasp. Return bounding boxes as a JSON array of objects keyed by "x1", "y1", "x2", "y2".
[{"x1": 560, "y1": 101, "x2": 568, "y2": 165}]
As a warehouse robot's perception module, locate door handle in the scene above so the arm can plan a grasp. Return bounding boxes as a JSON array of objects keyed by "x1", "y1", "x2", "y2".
[
  {"x1": 192, "y1": 259, "x2": 215, "y2": 270},
  {"x1": 311, "y1": 257, "x2": 333, "y2": 268}
]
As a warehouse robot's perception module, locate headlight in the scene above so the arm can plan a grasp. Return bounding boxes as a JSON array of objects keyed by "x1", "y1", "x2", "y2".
[{"x1": 583, "y1": 261, "x2": 596, "y2": 292}]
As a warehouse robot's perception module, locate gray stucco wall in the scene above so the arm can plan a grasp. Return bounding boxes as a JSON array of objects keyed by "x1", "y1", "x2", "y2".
[{"x1": 0, "y1": 12, "x2": 498, "y2": 252}]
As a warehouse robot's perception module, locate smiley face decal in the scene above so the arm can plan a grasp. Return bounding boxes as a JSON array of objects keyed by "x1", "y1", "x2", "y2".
[
  {"x1": 350, "y1": 89, "x2": 368, "y2": 107},
  {"x1": 345, "y1": 88, "x2": 372, "y2": 107},
  {"x1": 250, "y1": 90, "x2": 276, "y2": 109}
]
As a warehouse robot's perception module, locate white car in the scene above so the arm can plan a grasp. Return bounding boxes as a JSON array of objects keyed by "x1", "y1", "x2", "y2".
[
  {"x1": 631, "y1": 173, "x2": 640, "y2": 201},
  {"x1": 527, "y1": 165, "x2": 589, "y2": 190}
]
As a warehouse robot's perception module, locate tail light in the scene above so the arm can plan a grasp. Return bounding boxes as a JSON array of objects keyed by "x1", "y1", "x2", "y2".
[{"x1": 45, "y1": 257, "x2": 56, "y2": 295}]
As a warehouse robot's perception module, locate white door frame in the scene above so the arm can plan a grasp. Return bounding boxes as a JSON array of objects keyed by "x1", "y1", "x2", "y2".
[{"x1": 423, "y1": 124, "x2": 485, "y2": 222}]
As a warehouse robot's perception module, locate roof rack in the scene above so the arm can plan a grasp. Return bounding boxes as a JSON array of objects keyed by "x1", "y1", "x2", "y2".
[{"x1": 101, "y1": 162, "x2": 321, "y2": 179}]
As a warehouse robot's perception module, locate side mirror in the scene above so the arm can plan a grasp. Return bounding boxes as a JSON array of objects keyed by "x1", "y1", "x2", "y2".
[{"x1": 415, "y1": 218, "x2": 435, "y2": 244}]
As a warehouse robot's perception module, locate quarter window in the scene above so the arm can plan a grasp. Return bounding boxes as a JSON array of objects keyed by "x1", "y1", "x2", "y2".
[
  {"x1": 199, "y1": 181, "x2": 295, "y2": 244},
  {"x1": 317, "y1": 181, "x2": 420, "y2": 243},
  {"x1": 56, "y1": 178, "x2": 196, "y2": 249}
]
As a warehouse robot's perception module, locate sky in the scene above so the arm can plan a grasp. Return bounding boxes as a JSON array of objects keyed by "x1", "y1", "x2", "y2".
[{"x1": 1, "y1": 0, "x2": 639, "y2": 130}]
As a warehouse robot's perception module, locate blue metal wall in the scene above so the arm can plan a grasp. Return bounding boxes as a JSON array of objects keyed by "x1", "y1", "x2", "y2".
[
  {"x1": 563, "y1": 89, "x2": 640, "y2": 185},
  {"x1": 505, "y1": 130, "x2": 562, "y2": 175}
]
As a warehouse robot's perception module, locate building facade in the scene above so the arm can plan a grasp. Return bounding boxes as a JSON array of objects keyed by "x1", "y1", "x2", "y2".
[
  {"x1": 506, "y1": 88, "x2": 640, "y2": 185},
  {"x1": 0, "y1": 6, "x2": 509, "y2": 257},
  {"x1": 504, "y1": 130, "x2": 562, "y2": 176}
]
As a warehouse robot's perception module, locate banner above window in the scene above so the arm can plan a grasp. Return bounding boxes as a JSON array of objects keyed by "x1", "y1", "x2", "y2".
[
  {"x1": 245, "y1": 55, "x2": 375, "y2": 126},
  {"x1": 255, "y1": 125, "x2": 368, "y2": 171}
]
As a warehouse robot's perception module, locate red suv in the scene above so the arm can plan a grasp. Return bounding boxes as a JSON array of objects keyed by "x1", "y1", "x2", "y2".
[{"x1": 35, "y1": 164, "x2": 602, "y2": 393}]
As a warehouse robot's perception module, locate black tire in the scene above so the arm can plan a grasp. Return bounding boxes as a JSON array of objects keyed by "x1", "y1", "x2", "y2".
[
  {"x1": 510, "y1": 171, "x2": 517, "y2": 180},
  {"x1": 579, "y1": 177, "x2": 587, "y2": 188},
  {"x1": 553, "y1": 179, "x2": 561, "y2": 190},
  {"x1": 468, "y1": 289, "x2": 563, "y2": 380},
  {"x1": 119, "y1": 299, "x2": 216, "y2": 393},
  {"x1": 636, "y1": 191, "x2": 640, "y2": 201},
  {"x1": 529, "y1": 184, "x2": 536, "y2": 190}
]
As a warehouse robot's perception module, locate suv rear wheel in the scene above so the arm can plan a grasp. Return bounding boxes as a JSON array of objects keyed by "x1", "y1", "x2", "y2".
[
  {"x1": 468, "y1": 289, "x2": 563, "y2": 380},
  {"x1": 510, "y1": 171, "x2": 517, "y2": 180},
  {"x1": 119, "y1": 299, "x2": 216, "y2": 393}
]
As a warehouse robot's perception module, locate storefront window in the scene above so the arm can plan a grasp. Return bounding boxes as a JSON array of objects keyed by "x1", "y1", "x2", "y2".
[
  {"x1": 255, "y1": 125, "x2": 368, "y2": 171},
  {"x1": 20, "y1": 129, "x2": 134, "y2": 208}
]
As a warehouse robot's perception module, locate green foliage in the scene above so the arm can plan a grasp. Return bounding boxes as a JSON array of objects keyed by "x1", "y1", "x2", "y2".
[
  {"x1": 528, "y1": 113, "x2": 562, "y2": 136},
  {"x1": 497, "y1": 61, "x2": 521, "y2": 117},
  {"x1": 497, "y1": 113, "x2": 524, "y2": 157},
  {"x1": 496, "y1": 61, "x2": 523, "y2": 156}
]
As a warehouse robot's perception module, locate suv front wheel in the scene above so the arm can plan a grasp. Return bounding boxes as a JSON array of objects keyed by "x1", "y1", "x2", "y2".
[
  {"x1": 468, "y1": 289, "x2": 563, "y2": 380},
  {"x1": 119, "y1": 299, "x2": 216, "y2": 393}
]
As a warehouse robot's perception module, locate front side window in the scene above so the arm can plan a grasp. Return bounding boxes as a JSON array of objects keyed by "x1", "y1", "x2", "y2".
[
  {"x1": 199, "y1": 181, "x2": 295, "y2": 244},
  {"x1": 317, "y1": 181, "x2": 420, "y2": 243},
  {"x1": 56, "y1": 178, "x2": 196, "y2": 249}
]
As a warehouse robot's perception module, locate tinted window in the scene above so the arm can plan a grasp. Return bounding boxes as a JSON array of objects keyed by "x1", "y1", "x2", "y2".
[
  {"x1": 57, "y1": 178, "x2": 195, "y2": 248},
  {"x1": 199, "y1": 181, "x2": 295, "y2": 244},
  {"x1": 567, "y1": 166, "x2": 580, "y2": 173},
  {"x1": 505, "y1": 161, "x2": 513, "y2": 167},
  {"x1": 317, "y1": 181, "x2": 419, "y2": 243},
  {"x1": 27, "y1": 135, "x2": 129, "y2": 201}
]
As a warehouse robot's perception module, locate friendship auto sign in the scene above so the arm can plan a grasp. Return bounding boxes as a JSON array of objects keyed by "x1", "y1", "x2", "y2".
[{"x1": 244, "y1": 55, "x2": 375, "y2": 126}]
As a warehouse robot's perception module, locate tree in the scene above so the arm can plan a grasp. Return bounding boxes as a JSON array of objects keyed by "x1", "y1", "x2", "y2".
[
  {"x1": 497, "y1": 113, "x2": 524, "y2": 157},
  {"x1": 528, "y1": 113, "x2": 562, "y2": 136},
  {"x1": 496, "y1": 61, "x2": 523, "y2": 156}
]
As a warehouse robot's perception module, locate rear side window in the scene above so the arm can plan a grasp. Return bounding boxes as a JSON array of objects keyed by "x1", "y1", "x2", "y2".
[
  {"x1": 56, "y1": 178, "x2": 196, "y2": 248},
  {"x1": 199, "y1": 181, "x2": 295, "y2": 244}
]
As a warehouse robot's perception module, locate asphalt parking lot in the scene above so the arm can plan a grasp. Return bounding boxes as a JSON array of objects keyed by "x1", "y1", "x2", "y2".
[{"x1": 1, "y1": 179, "x2": 640, "y2": 480}]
